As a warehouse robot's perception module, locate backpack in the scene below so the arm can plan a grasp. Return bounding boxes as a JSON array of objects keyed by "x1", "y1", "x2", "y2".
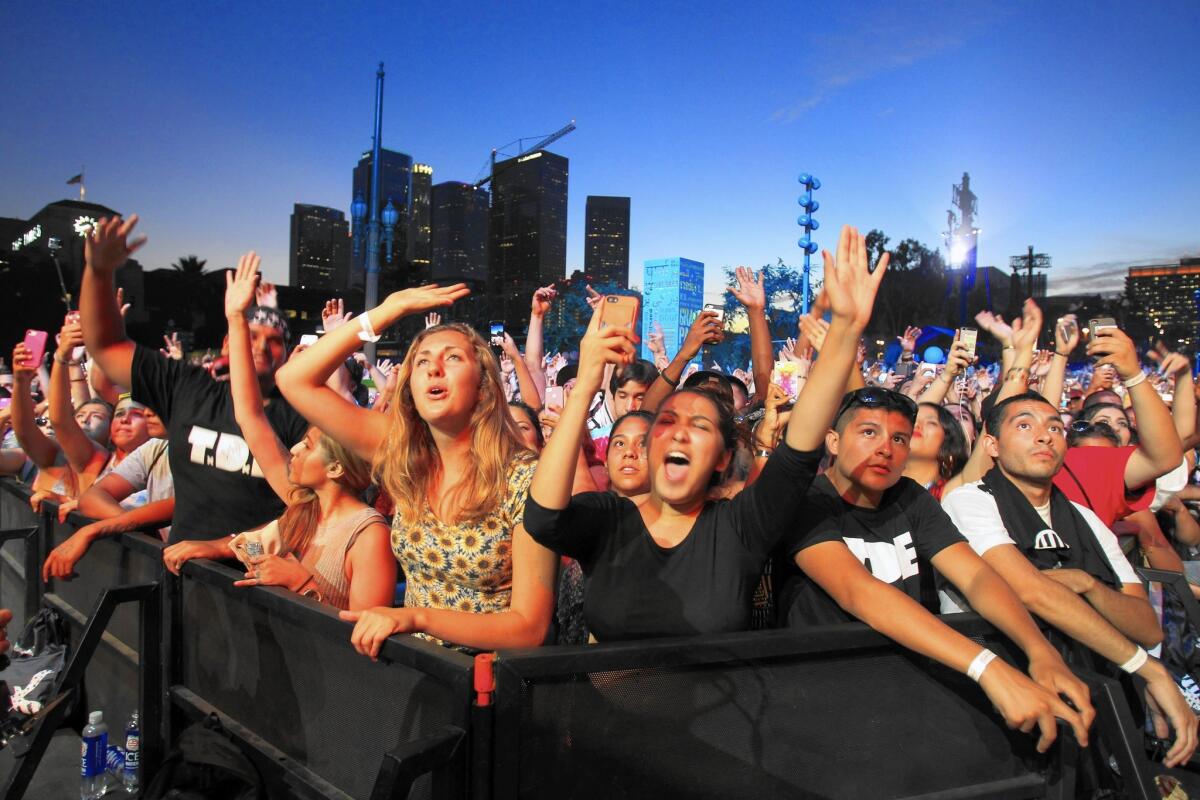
[
  {"x1": 0, "y1": 608, "x2": 69, "y2": 719},
  {"x1": 143, "y1": 713, "x2": 263, "y2": 800}
]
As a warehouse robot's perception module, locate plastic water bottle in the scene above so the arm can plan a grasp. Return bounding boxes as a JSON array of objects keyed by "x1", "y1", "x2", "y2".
[
  {"x1": 80, "y1": 710, "x2": 108, "y2": 800},
  {"x1": 122, "y1": 711, "x2": 140, "y2": 793}
]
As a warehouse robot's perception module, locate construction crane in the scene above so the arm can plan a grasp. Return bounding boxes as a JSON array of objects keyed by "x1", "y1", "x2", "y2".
[{"x1": 474, "y1": 120, "x2": 576, "y2": 189}]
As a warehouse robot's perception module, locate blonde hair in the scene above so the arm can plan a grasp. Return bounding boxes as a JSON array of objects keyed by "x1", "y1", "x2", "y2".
[
  {"x1": 375, "y1": 323, "x2": 532, "y2": 527},
  {"x1": 277, "y1": 431, "x2": 374, "y2": 557}
]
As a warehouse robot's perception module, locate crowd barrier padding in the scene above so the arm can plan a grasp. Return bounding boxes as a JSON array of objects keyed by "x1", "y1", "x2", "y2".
[{"x1": 4, "y1": 477, "x2": 1193, "y2": 799}]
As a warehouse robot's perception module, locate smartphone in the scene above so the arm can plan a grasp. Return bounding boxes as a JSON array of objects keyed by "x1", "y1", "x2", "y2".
[
  {"x1": 489, "y1": 320, "x2": 505, "y2": 346},
  {"x1": 23, "y1": 329, "x2": 48, "y2": 368},
  {"x1": 1088, "y1": 317, "x2": 1117, "y2": 339},
  {"x1": 1057, "y1": 317, "x2": 1078, "y2": 342},
  {"x1": 544, "y1": 385, "x2": 565, "y2": 409},
  {"x1": 921, "y1": 367, "x2": 936, "y2": 378},
  {"x1": 0, "y1": 398, "x2": 10, "y2": 410},
  {"x1": 957, "y1": 327, "x2": 977, "y2": 360},
  {"x1": 894, "y1": 360, "x2": 915, "y2": 379},
  {"x1": 598, "y1": 295, "x2": 639, "y2": 331},
  {"x1": 771, "y1": 361, "x2": 802, "y2": 400},
  {"x1": 299, "y1": 334, "x2": 319, "y2": 347},
  {"x1": 703, "y1": 303, "x2": 726, "y2": 323}
]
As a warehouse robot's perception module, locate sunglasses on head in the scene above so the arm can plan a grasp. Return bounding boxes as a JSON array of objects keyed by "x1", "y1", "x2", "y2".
[{"x1": 833, "y1": 388, "x2": 919, "y2": 428}]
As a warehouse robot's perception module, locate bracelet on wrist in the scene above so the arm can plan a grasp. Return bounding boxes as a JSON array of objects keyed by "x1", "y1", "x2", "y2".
[
  {"x1": 1119, "y1": 645, "x2": 1148, "y2": 674},
  {"x1": 1002, "y1": 345, "x2": 1015, "y2": 352},
  {"x1": 1122, "y1": 371, "x2": 1147, "y2": 389},
  {"x1": 1054, "y1": 351, "x2": 1070, "y2": 358},
  {"x1": 967, "y1": 648, "x2": 998, "y2": 682},
  {"x1": 660, "y1": 371, "x2": 680, "y2": 388}
]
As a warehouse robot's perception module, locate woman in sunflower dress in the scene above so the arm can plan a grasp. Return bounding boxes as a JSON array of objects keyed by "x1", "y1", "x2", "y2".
[{"x1": 277, "y1": 285, "x2": 557, "y2": 655}]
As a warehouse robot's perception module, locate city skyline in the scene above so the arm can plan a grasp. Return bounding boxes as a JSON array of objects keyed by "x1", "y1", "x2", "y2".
[{"x1": 2, "y1": 2, "x2": 1198, "y2": 309}]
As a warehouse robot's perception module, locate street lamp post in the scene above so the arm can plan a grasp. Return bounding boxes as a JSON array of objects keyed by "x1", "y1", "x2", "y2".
[
  {"x1": 797, "y1": 173, "x2": 821, "y2": 314},
  {"x1": 350, "y1": 62, "x2": 399, "y2": 362}
]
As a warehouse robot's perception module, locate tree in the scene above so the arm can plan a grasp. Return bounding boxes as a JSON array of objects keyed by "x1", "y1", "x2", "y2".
[
  {"x1": 171, "y1": 255, "x2": 208, "y2": 276},
  {"x1": 542, "y1": 274, "x2": 641, "y2": 356},
  {"x1": 708, "y1": 260, "x2": 818, "y2": 369}
]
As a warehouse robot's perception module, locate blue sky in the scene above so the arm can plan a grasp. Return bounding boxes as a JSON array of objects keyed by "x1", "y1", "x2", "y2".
[{"x1": 2, "y1": 1, "x2": 1197, "y2": 306}]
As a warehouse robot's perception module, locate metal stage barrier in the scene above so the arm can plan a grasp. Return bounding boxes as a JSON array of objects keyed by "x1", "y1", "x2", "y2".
[{"x1": 0, "y1": 477, "x2": 1191, "y2": 799}]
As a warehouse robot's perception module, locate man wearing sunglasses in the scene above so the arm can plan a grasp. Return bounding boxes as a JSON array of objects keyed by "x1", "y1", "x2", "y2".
[
  {"x1": 941, "y1": 390, "x2": 1198, "y2": 767},
  {"x1": 773, "y1": 387, "x2": 1093, "y2": 752}
]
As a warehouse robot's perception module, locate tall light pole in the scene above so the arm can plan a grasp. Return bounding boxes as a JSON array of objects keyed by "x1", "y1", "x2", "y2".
[
  {"x1": 350, "y1": 62, "x2": 399, "y2": 361},
  {"x1": 797, "y1": 173, "x2": 821, "y2": 314}
]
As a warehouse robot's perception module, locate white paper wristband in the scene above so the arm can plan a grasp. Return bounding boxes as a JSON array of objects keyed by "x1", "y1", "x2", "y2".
[
  {"x1": 1119, "y1": 645, "x2": 1149, "y2": 674},
  {"x1": 357, "y1": 314, "x2": 381, "y2": 343},
  {"x1": 967, "y1": 649, "x2": 998, "y2": 682}
]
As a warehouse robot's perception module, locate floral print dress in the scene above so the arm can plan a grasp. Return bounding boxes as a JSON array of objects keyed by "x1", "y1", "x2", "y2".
[{"x1": 391, "y1": 455, "x2": 537, "y2": 640}]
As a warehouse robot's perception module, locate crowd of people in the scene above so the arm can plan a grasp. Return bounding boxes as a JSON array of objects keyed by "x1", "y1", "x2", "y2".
[{"x1": 3, "y1": 215, "x2": 1200, "y2": 767}]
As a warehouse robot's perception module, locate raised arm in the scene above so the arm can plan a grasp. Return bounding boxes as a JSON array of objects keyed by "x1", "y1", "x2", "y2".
[
  {"x1": 1157, "y1": 349, "x2": 1195, "y2": 443},
  {"x1": 499, "y1": 333, "x2": 542, "y2": 411},
  {"x1": 785, "y1": 225, "x2": 887, "y2": 451},
  {"x1": 277, "y1": 285, "x2": 469, "y2": 461},
  {"x1": 225, "y1": 253, "x2": 293, "y2": 501},
  {"x1": 80, "y1": 216, "x2": 145, "y2": 389},
  {"x1": 529, "y1": 313, "x2": 636, "y2": 511},
  {"x1": 728, "y1": 267, "x2": 773, "y2": 403},
  {"x1": 1089, "y1": 327, "x2": 1182, "y2": 490},
  {"x1": 523, "y1": 285, "x2": 556, "y2": 404},
  {"x1": 641, "y1": 311, "x2": 722, "y2": 413},
  {"x1": 1041, "y1": 315, "x2": 1079, "y2": 406},
  {"x1": 48, "y1": 318, "x2": 106, "y2": 474},
  {"x1": 918, "y1": 335, "x2": 972, "y2": 406},
  {"x1": 9, "y1": 344, "x2": 61, "y2": 469}
]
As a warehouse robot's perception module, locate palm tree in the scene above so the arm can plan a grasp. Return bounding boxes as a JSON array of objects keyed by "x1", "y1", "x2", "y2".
[{"x1": 171, "y1": 255, "x2": 207, "y2": 276}]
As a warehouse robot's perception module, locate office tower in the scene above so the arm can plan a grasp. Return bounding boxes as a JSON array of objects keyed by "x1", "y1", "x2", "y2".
[
  {"x1": 641, "y1": 257, "x2": 704, "y2": 364},
  {"x1": 584, "y1": 195, "x2": 631, "y2": 287},
  {"x1": 1126, "y1": 259, "x2": 1200, "y2": 350},
  {"x1": 409, "y1": 163, "x2": 433, "y2": 279},
  {"x1": 351, "y1": 149, "x2": 413, "y2": 276},
  {"x1": 289, "y1": 204, "x2": 351, "y2": 291},
  {"x1": 431, "y1": 182, "x2": 490, "y2": 283},
  {"x1": 488, "y1": 150, "x2": 568, "y2": 323}
]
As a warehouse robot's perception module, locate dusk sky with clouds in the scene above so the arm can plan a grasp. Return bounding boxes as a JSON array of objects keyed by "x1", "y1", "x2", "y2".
[{"x1": 2, "y1": 1, "x2": 1197, "y2": 303}]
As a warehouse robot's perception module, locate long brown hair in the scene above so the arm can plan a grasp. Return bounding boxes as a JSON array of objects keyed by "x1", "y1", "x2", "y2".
[
  {"x1": 277, "y1": 431, "x2": 374, "y2": 557},
  {"x1": 375, "y1": 323, "x2": 532, "y2": 527}
]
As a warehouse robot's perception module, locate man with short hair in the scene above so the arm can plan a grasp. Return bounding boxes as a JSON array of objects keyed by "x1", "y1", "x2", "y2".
[
  {"x1": 941, "y1": 390, "x2": 1198, "y2": 767},
  {"x1": 774, "y1": 387, "x2": 1093, "y2": 749},
  {"x1": 80, "y1": 217, "x2": 309, "y2": 544}
]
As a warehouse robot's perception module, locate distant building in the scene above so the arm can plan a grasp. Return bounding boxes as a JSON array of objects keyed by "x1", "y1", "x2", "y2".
[
  {"x1": 641, "y1": 257, "x2": 704, "y2": 365},
  {"x1": 288, "y1": 204, "x2": 351, "y2": 292},
  {"x1": 489, "y1": 150, "x2": 568, "y2": 323},
  {"x1": 431, "y1": 181, "x2": 490, "y2": 326},
  {"x1": 584, "y1": 195, "x2": 631, "y2": 288},
  {"x1": 351, "y1": 149, "x2": 413, "y2": 280},
  {"x1": 1126, "y1": 259, "x2": 1200, "y2": 350},
  {"x1": 408, "y1": 163, "x2": 433, "y2": 281}
]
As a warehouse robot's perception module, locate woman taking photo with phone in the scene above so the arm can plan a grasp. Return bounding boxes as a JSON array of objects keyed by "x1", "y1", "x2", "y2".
[{"x1": 277, "y1": 282, "x2": 557, "y2": 656}]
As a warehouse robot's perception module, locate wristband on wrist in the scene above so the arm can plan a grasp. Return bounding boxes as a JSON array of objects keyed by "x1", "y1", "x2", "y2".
[
  {"x1": 1119, "y1": 645, "x2": 1149, "y2": 674},
  {"x1": 660, "y1": 371, "x2": 680, "y2": 388},
  {"x1": 357, "y1": 314, "x2": 381, "y2": 343},
  {"x1": 1002, "y1": 345, "x2": 1015, "y2": 352},
  {"x1": 754, "y1": 448, "x2": 773, "y2": 458},
  {"x1": 53, "y1": 352, "x2": 76, "y2": 366},
  {"x1": 1122, "y1": 371, "x2": 1147, "y2": 389},
  {"x1": 967, "y1": 648, "x2": 998, "y2": 682},
  {"x1": 1054, "y1": 351, "x2": 1070, "y2": 358}
]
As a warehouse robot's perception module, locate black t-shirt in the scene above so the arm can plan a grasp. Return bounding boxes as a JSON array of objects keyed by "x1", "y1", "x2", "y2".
[
  {"x1": 131, "y1": 345, "x2": 310, "y2": 543},
  {"x1": 523, "y1": 442, "x2": 823, "y2": 641},
  {"x1": 775, "y1": 475, "x2": 965, "y2": 628}
]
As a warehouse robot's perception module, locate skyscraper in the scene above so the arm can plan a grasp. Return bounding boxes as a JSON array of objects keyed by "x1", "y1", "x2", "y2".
[
  {"x1": 584, "y1": 195, "x2": 631, "y2": 287},
  {"x1": 1126, "y1": 259, "x2": 1200, "y2": 350},
  {"x1": 488, "y1": 150, "x2": 568, "y2": 323},
  {"x1": 408, "y1": 163, "x2": 433, "y2": 281},
  {"x1": 641, "y1": 258, "x2": 704, "y2": 365},
  {"x1": 289, "y1": 204, "x2": 351, "y2": 291},
  {"x1": 351, "y1": 149, "x2": 412, "y2": 280},
  {"x1": 431, "y1": 182, "x2": 490, "y2": 283}
]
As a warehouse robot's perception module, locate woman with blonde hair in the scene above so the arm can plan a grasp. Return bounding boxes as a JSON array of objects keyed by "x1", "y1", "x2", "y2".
[
  {"x1": 163, "y1": 254, "x2": 395, "y2": 611},
  {"x1": 277, "y1": 282, "x2": 556, "y2": 655}
]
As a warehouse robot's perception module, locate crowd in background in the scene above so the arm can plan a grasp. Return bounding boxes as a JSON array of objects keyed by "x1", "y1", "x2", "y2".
[{"x1": 5, "y1": 215, "x2": 1200, "y2": 767}]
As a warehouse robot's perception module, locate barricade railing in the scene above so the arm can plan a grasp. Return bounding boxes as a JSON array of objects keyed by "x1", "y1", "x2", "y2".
[{"x1": 1, "y1": 476, "x2": 1196, "y2": 799}]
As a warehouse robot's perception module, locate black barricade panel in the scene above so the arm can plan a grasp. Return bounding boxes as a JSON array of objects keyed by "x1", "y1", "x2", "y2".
[
  {"x1": 0, "y1": 481, "x2": 38, "y2": 624},
  {"x1": 181, "y1": 577, "x2": 470, "y2": 800},
  {"x1": 505, "y1": 644, "x2": 1043, "y2": 800}
]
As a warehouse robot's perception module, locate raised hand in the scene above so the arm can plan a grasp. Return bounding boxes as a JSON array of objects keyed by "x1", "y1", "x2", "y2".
[
  {"x1": 646, "y1": 321, "x2": 666, "y2": 357},
  {"x1": 1010, "y1": 299, "x2": 1043, "y2": 353},
  {"x1": 115, "y1": 287, "x2": 131, "y2": 318},
  {"x1": 255, "y1": 280, "x2": 278, "y2": 308},
  {"x1": 584, "y1": 285, "x2": 604, "y2": 312},
  {"x1": 322, "y1": 298, "x2": 353, "y2": 332},
  {"x1": 55, "y1": 316, "x2": 84, "y2": 363},
  {"x1": 943, "y1": 337, "x2": 973, "y2": 378},
  {"x1": 822, "y1": 225, "x2": 888, "y2": 330},
  {"x1": 1055, "y1": 314, "x2": 1080, "y2": 356},
  {"x1": 160, "y1": 333, "x2": 183, "y2": 360},
  {"x1": 531, "y1": 285, "x2": 557, "y2": 318},
  {"x1": 898, "y1": 325, "x2": 922, "y2": 356},
  {"x1": 798, "y1": 314, "x2": 829, "y2": 353},
  {"x1": 975, "y1": 310, "x2": 1014, "y2": 349},
  {"x1": 424, "y1": 312, "x2": 441, "y2": 329},
  {"x1": 576, "y1": 312, "x2": 638, "y2": 396},
  {"x1": 12, "y1": 343, "x2": 37, "y2": 381},
  {"x1": 86, "y1": 215, "x2": 147, "y2": 276},
  {"x1": 224, "y1": 252, "x2": 261, "y2": 319},
  {"x1": 385, "y1": 283, "x2": 471, "y2": 317},
  {"x1": 728, "y1": 266, "x2": 766, "y2": 311},
  {"x1": 681, "y1": 310, "x2": 724, "y2": 357},
  {"x1": 499, "y1": 332, "x2": 521, "y2": 360},
  {"x1": 1086, "y1": 326, "x2": 1141, "y2": 382}
]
